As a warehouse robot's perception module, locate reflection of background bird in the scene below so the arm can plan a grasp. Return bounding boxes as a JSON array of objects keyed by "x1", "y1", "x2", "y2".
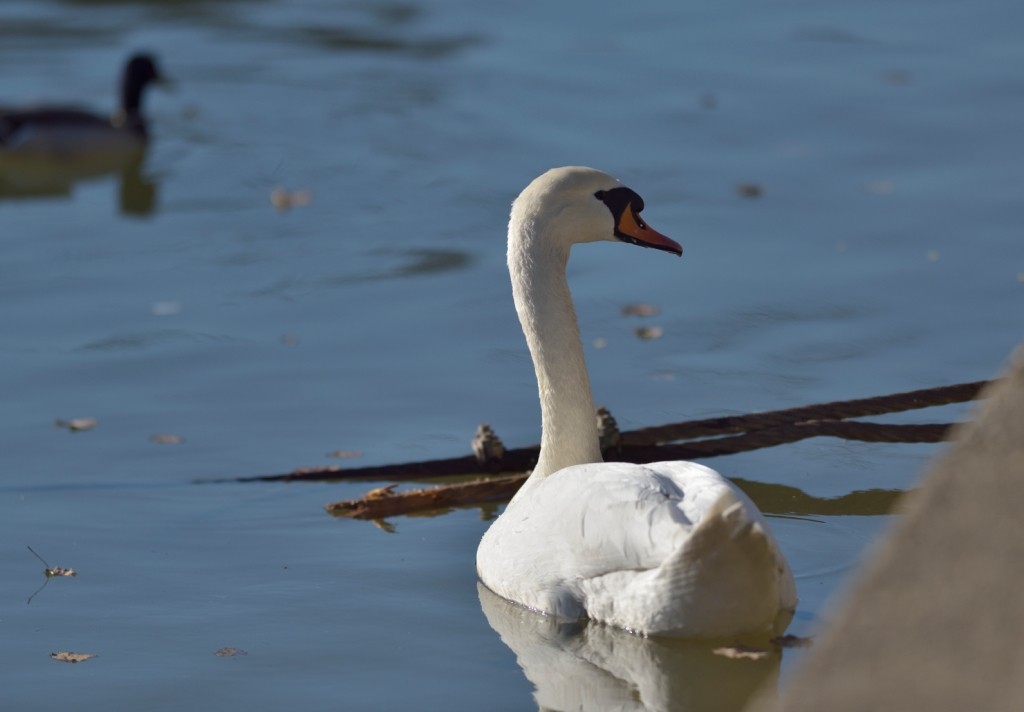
[{"x1": 479, "y1": 583, "x2": 781, "y2": 712}]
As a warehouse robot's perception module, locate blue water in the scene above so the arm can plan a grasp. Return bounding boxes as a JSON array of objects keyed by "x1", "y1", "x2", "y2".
[{"x1": 2, "y1": 0, "x2": 1022, "y2": 709}]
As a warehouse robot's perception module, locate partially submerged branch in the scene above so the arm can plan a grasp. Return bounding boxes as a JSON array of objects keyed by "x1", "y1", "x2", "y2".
[
  {"x1": 249, "y1": 380, "x2": 987, "y2": 523},
  {"x1": 325, "y1": 474, "x2": 526, "y2": 520}
]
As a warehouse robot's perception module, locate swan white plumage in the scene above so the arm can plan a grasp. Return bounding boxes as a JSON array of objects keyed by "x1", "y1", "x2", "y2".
[{"x1": 476, "y1": 166, "x2": 796, "y2": 638}]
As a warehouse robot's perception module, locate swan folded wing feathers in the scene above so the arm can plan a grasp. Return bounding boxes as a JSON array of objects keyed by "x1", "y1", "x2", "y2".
[
  {"x1": 480, "y1": 464, "x2": 730, "y2": 613},
  {"x1": 478, "y1": 465, "x2": 688, "y2": 618}
]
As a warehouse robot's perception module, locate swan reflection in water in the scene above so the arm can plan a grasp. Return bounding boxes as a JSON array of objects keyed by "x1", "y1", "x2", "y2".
[
  {"x1": 0, "y1": 148, "x2": 158, "y2": 216},
  {"x1": 478, "y1": 583, "x2": 783, "y2": 712}
]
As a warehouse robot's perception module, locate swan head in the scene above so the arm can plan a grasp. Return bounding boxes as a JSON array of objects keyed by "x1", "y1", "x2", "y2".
[{"x1": 511, "y1": 166, "x2": 682, "y2": 256}]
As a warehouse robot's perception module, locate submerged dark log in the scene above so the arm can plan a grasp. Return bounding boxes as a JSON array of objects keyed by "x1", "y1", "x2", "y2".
[
  {"x1": 240, "y1": 379, "x2": 988, "y2": 521},
  {"x1": 325, "y1": 475, "x2": 907, "y2": 522},
  {"x1": 252, "y1": 419, "x2": 956, "y2": 486}
]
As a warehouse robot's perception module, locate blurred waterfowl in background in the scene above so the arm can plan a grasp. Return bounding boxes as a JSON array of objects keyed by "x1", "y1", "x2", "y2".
[
  {"x1": 0, "y1": 53, "x2": 167, "y2": 156},
  {"x1": 0, "y1": 53, "x2": 168, "y2": 214}
]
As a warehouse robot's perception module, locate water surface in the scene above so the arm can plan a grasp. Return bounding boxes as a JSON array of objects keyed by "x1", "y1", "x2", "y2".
[{"x1": 2, "y1": 0, "x2": 1022, "y2": 709}]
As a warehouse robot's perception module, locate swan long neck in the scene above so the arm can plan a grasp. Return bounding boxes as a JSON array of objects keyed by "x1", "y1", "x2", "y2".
[{"x1": 508, "y1": 212, "x2": 602, "y2": 496}]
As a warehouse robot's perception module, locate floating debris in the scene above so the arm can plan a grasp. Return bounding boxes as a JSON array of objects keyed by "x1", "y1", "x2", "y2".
[
  {"x1": 214, "y1": 647, "x2": 248, "y2": 657},
  {"x1": 883, "y1": 70, "x2": 911, "y2": 86},
  {"x1": 51, "y1": 651, "x2": 97, "y2": 663},
  {"x1": 151, "y1": 301, "x2": 181, "y2": 316},
  {"x1": 150, "y1": 434, "x2": 185, "y2": 445},
  {"x1": 593, "y1": 337, "x2": 608, "y2": 349},
  {"x1": 866, "y1": 179, "x2": 895, "y2": 195},
  {"x1": 280, "y1": 334, "x2": 301, "y2": 347},
  {"x1": 622, "y1": 303, "x2": 659, "y2": 317},
  {"x1": 736, "y1": 182, "x2": 763, "y2": 199},
  {"x1": 54, "y1": 418, "x2": 97, "y2": 432},
  {"x1": 634, "y1": 326, "x2": 664, "y2": 341},
  {"x1": 327, "y1": 449, "x2": 363, "y2": 460},
  {"x1": 28, "y1": 546, "x2": 77, "y2": 578},
  {"x1": 712, "y1": 645, "x2": 770, "y2": 660},
  {"x1": 27, "y1": 546, "x2": 77, "y2": 604},
  {"x1": 271, "y1": 186, "x2": 313, "y2": 212}
]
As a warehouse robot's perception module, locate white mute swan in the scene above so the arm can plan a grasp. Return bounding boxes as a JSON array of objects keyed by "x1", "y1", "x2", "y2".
[{"x1": 476, "y1": 166, "x2": 796, "y2": 638}]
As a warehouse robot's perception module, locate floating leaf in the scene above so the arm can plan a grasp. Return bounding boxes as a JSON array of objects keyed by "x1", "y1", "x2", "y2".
[
  {"x1": 712, "y1": 645, "x2": 769, "y2": 660},
  {"x1": 150, "y1": 434, "x2": 185, "y2": 445},
  {"x1": 866, "y1": 179, "x2": 895, "y2": 195},
  {"x1": 883, "y1": 69, "x2": 911, "y2": 86},
  {"x1": 634, "y1": 326, "x2": 663, "y2": 341},
  {"x1": 51, "y1": 651, "x2": 96, "y2": 663},
  {"x1": 622, "y1": 303, "x2": 659, "y2": 317},
  {"x1": 151, "y1": 301, "x2": 181, "y2": 316},
  {"x1": 27, "y1": 546, "x2": 78, "y2": 604},
  {"x1": 270, "y1": 187, "x2": 313, "y2": 212},
  {"x1": 736, "y1": 182, "x2": 763, "y2": 198},
  {"x1": 28, "y1": 546, "x2": 76, "y2": 577},
  {"x1": 215, "y1": 647, "x2": 248, "y2": 657},
  {"x1": 55, "y1": 418, "x2": 97, "y2": 432},
  {"x1": 326, "y1": 449, "x2": 362, "y2": 459}
]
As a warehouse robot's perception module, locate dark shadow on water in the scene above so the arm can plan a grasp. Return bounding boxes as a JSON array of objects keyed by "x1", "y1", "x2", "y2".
[
  {"x1": 48, "y1": 0, "x2": 480, "y2": 58},
  {"x1": 382, "y1": 247, "x2": 473, "y2": 278},
  {"x1": 478, "y1": 583, "x2": 782, "y2": 712},
  {"x1": 288, "y1": 25, "x2": 481, "y2": 59},
  {"x1": 252, "y1": 248, "x2": 474, "y2": 298}
]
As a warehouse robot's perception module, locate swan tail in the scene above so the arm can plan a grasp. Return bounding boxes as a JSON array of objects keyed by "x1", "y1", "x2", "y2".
[
  {"x1": 652, "y1": 487, "x2": 784, "y2": 636},
  {"x1": 581, "y1": 487, "x2": 787, "y2": 638}
]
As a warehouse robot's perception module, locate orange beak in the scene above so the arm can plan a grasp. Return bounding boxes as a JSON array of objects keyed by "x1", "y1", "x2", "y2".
[{"x1": 616, "y1": 206, "x2": 683, "y2": 256}]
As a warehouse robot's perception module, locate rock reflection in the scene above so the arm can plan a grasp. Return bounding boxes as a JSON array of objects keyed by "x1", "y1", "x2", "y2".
[
  {"x1": 479, "y1": 584, "x2": 781, "y2": 712},
  {"x1": 0, "y1": 149, "x2": 158, "y2": 215}
]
